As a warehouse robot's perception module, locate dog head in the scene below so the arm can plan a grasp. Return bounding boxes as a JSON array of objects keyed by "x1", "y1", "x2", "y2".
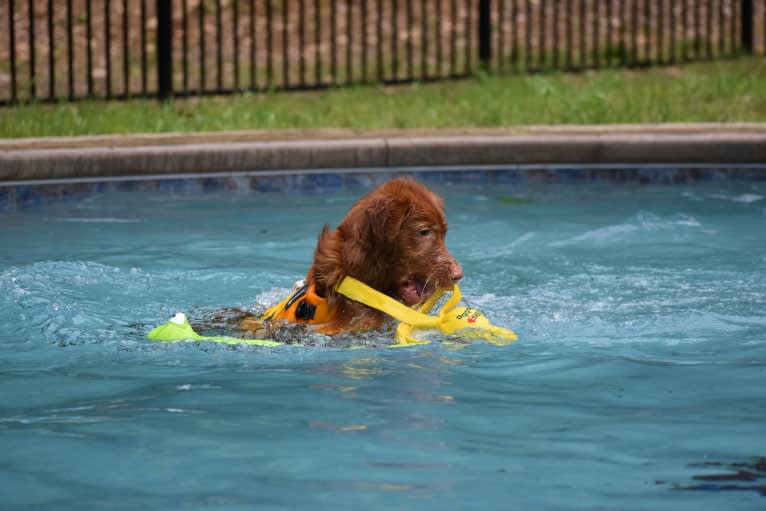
[{"x1": 310, "y1": 177, "x2": 463, "y2": 306}]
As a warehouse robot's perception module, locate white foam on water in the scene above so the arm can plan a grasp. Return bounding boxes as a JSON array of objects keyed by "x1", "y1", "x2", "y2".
[
  {"x1": 709, "y1": 193, "x2": 764, "y2": 203},
  {"x1": 55, "y1": 217, "x2": 143, "y2": 223},
  {"x1": 549, "y1": 211, "x2": 705, "y2": 248}
]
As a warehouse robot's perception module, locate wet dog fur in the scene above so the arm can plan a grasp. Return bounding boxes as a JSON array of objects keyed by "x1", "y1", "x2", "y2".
[{"x1": 240, "y1": 177, "x2": 463, "y2": 339}]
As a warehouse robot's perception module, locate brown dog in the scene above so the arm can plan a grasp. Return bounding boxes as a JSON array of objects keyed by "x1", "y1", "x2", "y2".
[{"x1": 247, "y1": 177, "x2": 463, "y2": 337}]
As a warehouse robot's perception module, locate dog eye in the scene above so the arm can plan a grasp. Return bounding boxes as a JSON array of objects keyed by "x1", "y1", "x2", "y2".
[{"x1": 419, "y1": 229, "x2": 431, "y2": 236}]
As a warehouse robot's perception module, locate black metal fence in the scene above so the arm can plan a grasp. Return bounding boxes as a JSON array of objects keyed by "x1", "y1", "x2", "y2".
[{"x1": 1, "y1": 0, "x2": 765, "y2": 105}]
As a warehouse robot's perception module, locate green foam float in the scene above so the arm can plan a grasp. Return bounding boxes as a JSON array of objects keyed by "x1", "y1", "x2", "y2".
[{"x1": 147, "y1": 313, "x2": 282, "y2": 347}]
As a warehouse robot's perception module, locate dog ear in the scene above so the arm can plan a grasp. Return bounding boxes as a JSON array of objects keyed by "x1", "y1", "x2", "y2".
[
  {"x1": 365, "y1": 198, "x2": 411, "y2": 245},
  {"x1": 337, "y1": 215, "x2": 371, "y2": 277},
  {"x1": 310, "y1": 225, "x2": 344, "y2": 296}
]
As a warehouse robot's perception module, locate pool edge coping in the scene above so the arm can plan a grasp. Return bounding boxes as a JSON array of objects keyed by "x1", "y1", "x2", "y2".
[{"x1": 2, "y1": 124, "x2": 766, "y2": 183}]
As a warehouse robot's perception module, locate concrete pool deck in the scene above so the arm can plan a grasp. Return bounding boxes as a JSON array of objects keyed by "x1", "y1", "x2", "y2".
[{"x1": 1, "y1": 123, "x2": 765, "y2": 183}]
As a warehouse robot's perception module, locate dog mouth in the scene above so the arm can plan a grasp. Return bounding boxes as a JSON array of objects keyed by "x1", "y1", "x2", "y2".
[{"x1": 399, "y1": 276, "x2": 437, "y2": 306}]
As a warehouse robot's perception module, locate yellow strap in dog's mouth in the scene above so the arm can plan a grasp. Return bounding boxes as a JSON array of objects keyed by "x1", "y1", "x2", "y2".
[{"x1": 335, "y1": 276, "x2": 518, "y2": 347}]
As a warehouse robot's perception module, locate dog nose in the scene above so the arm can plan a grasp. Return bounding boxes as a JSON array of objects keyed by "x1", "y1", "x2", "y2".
[{"x1": 450, "y1": 261, "x2": 464, "y2": 282}]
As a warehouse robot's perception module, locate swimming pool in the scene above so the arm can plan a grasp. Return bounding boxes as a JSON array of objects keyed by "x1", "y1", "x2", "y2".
[{"x1": 1, "y1": 171, "x2": 765, "y2": 510}]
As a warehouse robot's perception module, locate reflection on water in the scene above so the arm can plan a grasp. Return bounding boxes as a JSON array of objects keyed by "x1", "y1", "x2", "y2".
[{"x1": 664, "y1": 458, "x2": 766, "y2": 497}]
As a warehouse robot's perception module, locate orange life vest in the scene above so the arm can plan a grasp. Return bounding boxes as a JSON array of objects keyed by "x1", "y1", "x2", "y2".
[{"x1": 261, "y1": 282, "x2": 337, "y2": 325}]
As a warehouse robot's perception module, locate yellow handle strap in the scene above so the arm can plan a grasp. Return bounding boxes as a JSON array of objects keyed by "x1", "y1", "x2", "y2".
[
  {"x1": 337, "y1": 276, "x2": 518, "y2": 347},
  {"x1": 336, "y1": 276, "x2": 447, "y2": 328},
  {"x1": 439, "y1": 284, "x2": 462, "y2": 320}
]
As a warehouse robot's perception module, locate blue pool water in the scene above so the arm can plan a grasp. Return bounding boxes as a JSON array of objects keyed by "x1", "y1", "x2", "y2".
[{"x1": 1, "y1": 175, "x2": 765, "y2": 510}]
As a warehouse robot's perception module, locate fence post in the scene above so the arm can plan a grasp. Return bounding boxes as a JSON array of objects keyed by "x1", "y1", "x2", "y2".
[
  {"x1": 157, "y1": 0, "x2": 173, "y2": 99},
  {"x1": 741, "y1": 0, "x2": 753, "y2": 53},
  {"x1": 478, "y1": 0, "x2": 491, "y2": 69}
]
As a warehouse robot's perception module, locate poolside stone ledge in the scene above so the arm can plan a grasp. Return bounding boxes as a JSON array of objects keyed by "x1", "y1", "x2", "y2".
[{"x1": 1, "y1": 124, "x2": 765, "y2": 183}]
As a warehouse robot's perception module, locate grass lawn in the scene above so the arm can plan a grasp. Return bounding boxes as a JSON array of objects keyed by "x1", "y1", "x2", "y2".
[{"x1": 1, "y1": 58, "x2": 765, "y2": 138}]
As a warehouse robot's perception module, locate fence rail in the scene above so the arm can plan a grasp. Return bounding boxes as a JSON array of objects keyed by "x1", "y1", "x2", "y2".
[{"x1": 1, "y1": 0, "x2": 765, "y2": 105}]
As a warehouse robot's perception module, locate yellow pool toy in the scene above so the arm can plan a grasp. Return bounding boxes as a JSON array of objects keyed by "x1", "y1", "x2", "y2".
[
  {"x1": 336, "y1": 276, "x2": 518, "y2": 347},
  {"x1": 147, "y1": 278, "x2": 517, "y2": 348}
]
